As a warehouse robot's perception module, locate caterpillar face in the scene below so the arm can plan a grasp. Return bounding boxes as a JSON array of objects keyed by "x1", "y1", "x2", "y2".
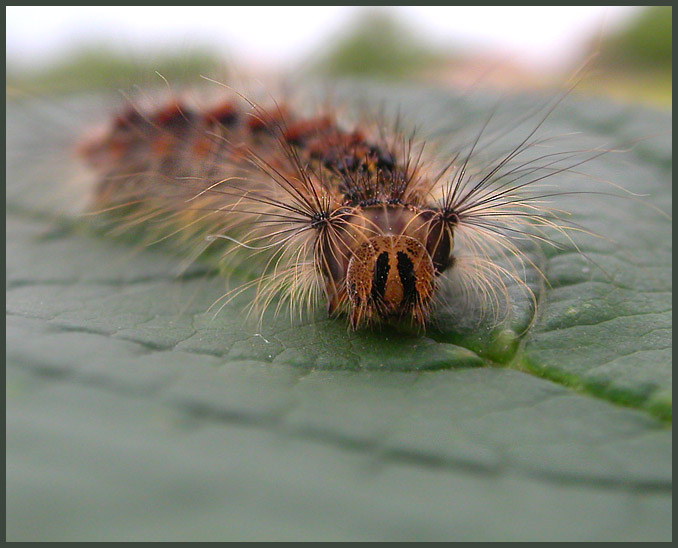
[
  {"x1": 316, "y1": 202, "x2": 454, "y2": 328},
  {"x1": 346, "y1": 235, "x2": 435, "y2": 328}
]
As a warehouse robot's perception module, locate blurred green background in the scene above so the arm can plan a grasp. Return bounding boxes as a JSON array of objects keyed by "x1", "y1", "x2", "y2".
[{"x1": 6, "y1": 7, "x2": 672, "y2": 107}]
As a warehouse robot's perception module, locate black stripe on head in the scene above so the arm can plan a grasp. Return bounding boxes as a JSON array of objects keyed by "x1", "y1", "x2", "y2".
[
  {"x1": 370, "y1": 252, "x2": 390, "y2": 303},
  {"x1": 397, "y1": 251, "x2": 418, "y2": 306}
]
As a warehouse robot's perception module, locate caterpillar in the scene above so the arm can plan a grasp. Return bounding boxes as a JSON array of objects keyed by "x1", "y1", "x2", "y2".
[{"x1": 71, "y1": 77, "x2": 629, "y2": 332}]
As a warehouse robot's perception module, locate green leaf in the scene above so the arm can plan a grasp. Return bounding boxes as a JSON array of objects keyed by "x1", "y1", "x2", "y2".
[{"x1": 6, "y1": 88, "x2": 671, "y2": 541}]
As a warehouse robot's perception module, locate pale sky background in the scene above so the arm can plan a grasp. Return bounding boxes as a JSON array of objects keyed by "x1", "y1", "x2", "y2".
[{"x1": 7, "y1": 6, "x2": 640, "y2": 71}]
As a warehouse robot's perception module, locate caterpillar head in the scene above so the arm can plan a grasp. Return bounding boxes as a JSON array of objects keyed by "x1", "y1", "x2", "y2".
[{"x1": 345, "y1": 235, "x2": 435, "y2": 328}]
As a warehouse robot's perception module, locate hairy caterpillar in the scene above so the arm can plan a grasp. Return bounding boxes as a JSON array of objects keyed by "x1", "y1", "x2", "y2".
[{"x1": 67, "y1": 76, "x2": 650, "y2": 332}]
